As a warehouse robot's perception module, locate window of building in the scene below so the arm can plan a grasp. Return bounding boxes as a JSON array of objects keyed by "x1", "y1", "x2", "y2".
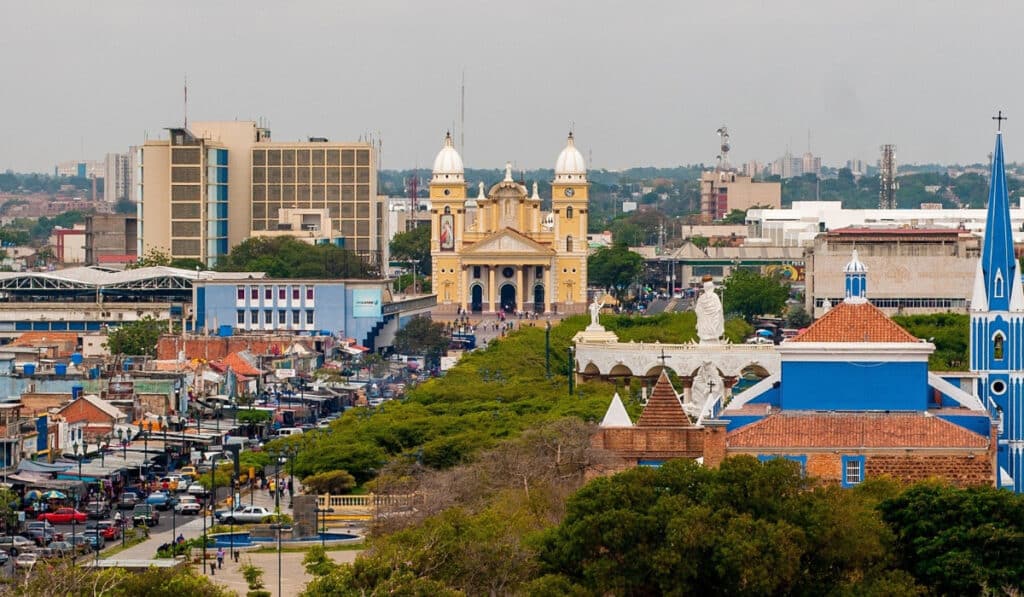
[
  {"x1": 995, "y1": 270, "x2": 1005, "y2": 299},
  {"x1": 265, "y1": 288, "x2": 272, "y2": 301},
  {"x1": 278, "y1": 310, "x2": 287, "y2": 325},
  {"x1": 292, "y1": 310, "x2": 300, "y2": 325},
  {"x1": 306, "y1": 287, "x2": 314, "y2": 300},
  {"x1": 841, "y1": 456, "x2": 865, "y2": 487},
  {"x1": 237, "y1": 311, "x2": 245, "y2": 325},
  {"x1": 250, "y1": 286, "x2": 258, "y2": 300},
  {"x1": 236, "y1": 287, "x2": 245, "y2": 300},
  {"x1": 566, "y1": 235, "x2": 573, "y2": 252},
  {"x1": 264, "y1": 310, "x2": 272, "y2": 325},
  {"x1": 473, "y1": 266, "x2": 481, "y2": 279},
  {"x1": 535, "y1": 266, "x2": 543, "y2": 278},
  {"x1": 757, "y1": 454, "x2": 806, "y2": 476},
  {"x1": 292, "y1": 287, "x2": 300, "y2": 301},
  {"x1": 566, "y1": 205, "x2": 573, "y2": 219},
  {"x1": 306, "y1": 310, "x2": 314, "y2": 325},
  {"x1": 994, "y1": 333, "x2": 1005, "y2": 360},
  {"x1": 251, "y1": 310, "x2": 259, "y2": 325},
  {"x1": 279, "y1": 287, "x2": 286, "y2": 300}
]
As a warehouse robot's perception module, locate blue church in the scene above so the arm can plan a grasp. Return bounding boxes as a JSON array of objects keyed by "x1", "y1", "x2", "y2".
[{"x1": 970, "y1": 128, "x2": 1024, "y2": 492}]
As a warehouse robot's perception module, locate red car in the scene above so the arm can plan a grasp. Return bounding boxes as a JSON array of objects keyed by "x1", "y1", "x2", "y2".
[
  {"x1": 37, "y1": 508, "x2": 87, "y2": 524},
  {"x1": 86, "y1": 521, "x2": 120, "y2": 541}
]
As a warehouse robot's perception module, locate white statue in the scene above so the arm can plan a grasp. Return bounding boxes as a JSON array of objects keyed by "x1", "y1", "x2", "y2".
[
  {"x1": 695, "y1": 280, "x2": 724, "y2": 343},
  {"x1": 685, "y1": 362, "x2": 720, "y2": 420},
  {"x1": 589, "y1": 297, "x2": 604, "y2": 327}
]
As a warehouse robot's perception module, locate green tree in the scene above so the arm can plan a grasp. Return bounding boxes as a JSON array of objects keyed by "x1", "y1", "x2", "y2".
[
  {"x1": 169, "y1": 258, "x2": 206, "y2": 270},
  {"x1": 132, "y1": 247, "x2": 172, "y2": 268},
  {"x1": 588, "y1": 242, "x2": 643, "y2": 303},
  {"x1": 721, "y1": 269, "x2": 790, "y2": 322},
  {"x1": 722, "y1": 208, "x2": 747, "y2": 224},
  {"x1": 217, "y1": 236, "x2": 375, "y2": 278},
  {"x1": 393, "y1": 316, "x2": 449, "y2": 367},
  {"x1": 878, "y1": 482, "x2": 1024, "y2": 595},
  {"x1": 390, "y1": 225, "x2": 431, "y2": 276},
  {"x1": 892, "y1": 312, "x2": 968, "y2": 370},
  {"x1": 302, "y1": 470, "x2": 357, "y2": 495},
  {"x1": 105, "y1": 316, "x2": 165, "y2": 357},
  {"x1": 784, "y1": 303, "x2": 813, "y2": 328}
]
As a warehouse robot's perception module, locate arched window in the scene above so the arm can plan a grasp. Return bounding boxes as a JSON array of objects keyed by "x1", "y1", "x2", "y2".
[
  {"x1": 566, "y1": 205, "x2": 574, "y2": 219},
  {"x1": 566, "y1": 235, "x2": 574, "y2": 252},
  {"x1": 994, "y1": 332, "x2": 1005, "y2": 360},
  {"x1": 994, "y1": 269, "x2": 1005, "y2": 298},
  {"x1": 444, "y1": 205, "x2": 451, "y2": 215}
]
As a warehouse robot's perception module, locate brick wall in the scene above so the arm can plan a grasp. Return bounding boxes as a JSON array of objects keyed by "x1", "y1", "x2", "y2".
[
  {"x1": 156, "y1": 335, "x2": 317, "y2": 361},
  {"x1": 866, "y1": 454, "x2": 992, "y2": 487},
  {"x1": 592, "y1": 427, "x2": 704, "y2": 459},
  {"x1": 702, "y1": 422, "x2": 728, "y2": 468},
  {"x1": 21, "y1": 393, "x2": 71, "y2": 416}
]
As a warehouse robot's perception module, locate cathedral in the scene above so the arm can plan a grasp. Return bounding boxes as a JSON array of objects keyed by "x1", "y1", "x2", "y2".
[{"x1": 428, "y1": 133, "x2": 589, "y2": 314}]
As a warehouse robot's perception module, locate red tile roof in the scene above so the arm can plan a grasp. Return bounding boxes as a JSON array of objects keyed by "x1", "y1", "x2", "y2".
[
  {"x1": 727, "y1": 412, "x2": 988, "y2": 449},
  {"x1": 790, "y1": 301, "x2": 919, "y2": 343},
  {"x1": 215, "y1": 352, "x2": 263, "y2": 377},
  {"x1": 636, "y1": 370, "x2": 691, "y2": 427}
]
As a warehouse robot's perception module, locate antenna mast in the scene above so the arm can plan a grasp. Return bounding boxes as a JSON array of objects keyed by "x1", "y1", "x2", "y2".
[
  {"x1": 879, "y1": 144, "x2": 897, "y2": 209},
  {"x1": 460, "y1": 70, "x2": 465, "y2": 154},
  {"x1": 184, "y1": 75, "x2": 189, "y2": 129}
]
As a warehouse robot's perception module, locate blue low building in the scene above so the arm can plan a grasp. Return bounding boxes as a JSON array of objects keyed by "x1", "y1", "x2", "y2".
[{"x1": 192, "y1": 278, "x2": 435, "y2": 351}]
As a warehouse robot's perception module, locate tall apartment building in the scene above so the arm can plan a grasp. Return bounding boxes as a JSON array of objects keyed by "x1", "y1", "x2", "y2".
[
  {"x1": 698, "y1": 170, "x2": 781, "y2": 221},
  {"x1": 140, "y1": 121, "x2": 384, "y2": 268},
  {"x1": 103, "y1": 153, "x2": 130, "y2": 202}
]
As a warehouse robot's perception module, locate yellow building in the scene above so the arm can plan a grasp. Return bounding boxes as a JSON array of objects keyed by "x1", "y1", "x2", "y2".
[{"x1": 430, "y1": 133, "x2": 589, "y2": 314}]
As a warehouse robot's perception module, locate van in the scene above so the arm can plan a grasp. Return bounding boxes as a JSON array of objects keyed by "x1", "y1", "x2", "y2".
[{"x1": 274, "y1": 427, "x2": 303, "y2": 437}]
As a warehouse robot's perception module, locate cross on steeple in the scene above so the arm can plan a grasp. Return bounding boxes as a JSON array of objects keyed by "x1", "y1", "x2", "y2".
[
  {"x1": 993, "y1": 110, "x2": 1008, "y2": 131},
  {"x1": 656, "y1": 348, "x2": 672, "y2": 368}
]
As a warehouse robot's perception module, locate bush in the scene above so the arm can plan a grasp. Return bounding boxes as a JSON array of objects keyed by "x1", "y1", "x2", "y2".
[{"x1": 302, "y1": 470, "x2": 356, "y2": 495}]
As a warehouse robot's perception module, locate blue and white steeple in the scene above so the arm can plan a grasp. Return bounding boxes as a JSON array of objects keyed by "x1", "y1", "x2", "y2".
[
  {"x1": 843, "y1": 250, "x2": 868, "y2": 303},
  {"x1": 970, "y1": 125, "x2": 1024, "y2": 492}
]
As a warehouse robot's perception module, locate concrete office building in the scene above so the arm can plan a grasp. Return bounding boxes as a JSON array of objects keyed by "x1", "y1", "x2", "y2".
[
  {"x1": 84, "y1": 214, "x2": 137, "y2": 265},
  {"x1": 103, "y1": 153, "x2": 130, "y2": 203},
  {"x1": 699, "y1": 170, "x2": 781, "y2": 221},
  {"x1": 140, "y1": 121, "x2": 384, "y2": 268}
]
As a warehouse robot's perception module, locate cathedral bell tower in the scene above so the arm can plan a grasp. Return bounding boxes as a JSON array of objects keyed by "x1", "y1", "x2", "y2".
[
  {"x1": 429, "y1": 132, "x2": 466, "y2": 305},
  {"x1": 970, "y1": 123, "x2": 1024, "y2": 492},
  {"x1": 551, "y1": 133, "x2": 589, "y2": 308}
]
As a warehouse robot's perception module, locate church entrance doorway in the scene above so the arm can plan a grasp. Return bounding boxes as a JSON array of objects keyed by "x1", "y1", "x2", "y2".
[
  {"x1": 500, "y1": 284, "x2": 516, "y2": 313},
  {"x1": 533, "y1": 284, "x2": 545, "y2": 313},
  {"x1": 470, "y1": 284, "x2": 483, "y2": 313}
]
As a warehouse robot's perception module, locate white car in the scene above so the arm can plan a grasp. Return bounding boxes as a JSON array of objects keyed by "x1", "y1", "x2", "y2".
[
  {"x1": 14, "y1": 552, "x2": 37, "y2": 569},
  {"x1": 217, "y1": 506, "x2": 274, "y2": 524},
  {"x1": 174, "y1": 496, "x2": 202, "y2": 515}
]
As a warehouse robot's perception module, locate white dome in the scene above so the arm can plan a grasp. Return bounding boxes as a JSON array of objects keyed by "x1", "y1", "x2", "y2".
[
  {"x1": 431, "y1": 132, "x2": 464, "y2": 183},
  {"x1": 554, "y1": 132, "x2": 586, "y2": 182},
  {"x1": 843, "y1": 249, "x2": 867, "y2": 273}
]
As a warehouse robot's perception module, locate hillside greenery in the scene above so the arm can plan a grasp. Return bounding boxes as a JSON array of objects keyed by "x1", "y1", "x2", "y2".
[{"x1": 892, "y1": 312, "x2": 969, "y2": 370}]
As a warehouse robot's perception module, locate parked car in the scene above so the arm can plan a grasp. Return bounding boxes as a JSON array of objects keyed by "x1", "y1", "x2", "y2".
[
  {"x1": 216, "y1": 505, "x2": 274, "y2": 524},
  {"x1": 0, "y1": 535, "x2": 37, "y2": 556},
  {"x1": 85, "y1": 500, "x2": 110, "y2": 520},
  {"x1": 131, "y1": 504, "x2": 159, "y2": 527},
  {"x1": 25, "y1": 521, "x2": 60, "y2": 538},
  {"x1": 65, "y1": 534, "x2": 91, "y2": 555},
  {"x1": 174, "y1": 495, "x2": 202, "y2": 515},
  {"x1": 145, "y1": 491, "x2": 178, "y2": 511},
  {"x1": 117, "y1": 492, "x2": 140, "y2": 510},
  {"x1": 187, "y1": 482, "x2": 210, "y2": 497},
  {"x1": 85, "y1": 521, "x2": 120, "y2": 541},
  {"x1": 37, "y1": 508, "x2": 87, "y2": 524},
  {"x1": 80, "y1": 529, "x2": 105, "y2": 551},
  {"x1": 157, "y1": 476, "x2": 182, "y2": 491},
  {"x1": 0, "y1": 550, "x2": 9, "y2": 565},
  {"x1": 44, "y1": 541, "x2": 75, "y2": 558},
  {"x1": 178, "y1": 466, "x2": 198, "y2": 477},
  {"x1": 13, "y1": 552, "x2": 37, "y2": 569},
  {"x1": 20, "y1": 527, "x2": 56, "y2": 547}
]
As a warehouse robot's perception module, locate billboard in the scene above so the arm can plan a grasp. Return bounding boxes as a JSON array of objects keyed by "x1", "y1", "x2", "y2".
[{"x1": 352, "y1": 288, "x2": 382, "y2": 318}]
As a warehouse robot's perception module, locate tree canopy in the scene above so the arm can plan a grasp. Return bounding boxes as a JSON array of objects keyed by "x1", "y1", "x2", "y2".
[
  {"x1": 721, "y1": 268, "x2": 790, "y2": 322},
  {"x1": 892, "y1": 312, "x2": 969, "y2": 370},
  {"x1": 105, "y1": 316, "x2": 164, "y2": 357},
  {"x1": 587, "y1": 242, "x2": 644, "y2": 302},
  {"x1": 392, "y1": 316, "x2": 449, "y2": 367},
  {"x1": 389, "y1": 225, "x2": 430, "y2": 275},
  {"x1": 216, "y1": 236, "x2": 376, "y2": 278}
]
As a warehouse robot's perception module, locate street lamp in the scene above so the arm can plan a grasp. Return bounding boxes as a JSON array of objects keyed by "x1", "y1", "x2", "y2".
[
  {"x1": 160, "y1": 415, "x2": 168, "y2": 471},
  {"x1": 270, "y1": 522, "x2": 285, "y2": 597},
  {"x1": 545, "y1": 318, "x2": 551, "y2": 379},
  {"x1": 116, "y1": 428, "x2": 126, "y2": 460},
  {"x1": 315, "y1": 506, "x2": 335, "y2": 548}
]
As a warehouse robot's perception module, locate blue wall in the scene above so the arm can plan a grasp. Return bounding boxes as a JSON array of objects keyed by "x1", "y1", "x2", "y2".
[{"x1": 781, "y1": 361, "x2": 928, "y2": 410}]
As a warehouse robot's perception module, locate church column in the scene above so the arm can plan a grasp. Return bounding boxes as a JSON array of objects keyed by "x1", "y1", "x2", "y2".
[
  {"x1": 546, "y1": 264, "x2": 553, "y2": 312},
  {"x1": 488, "y1": 266, "x2": 497, "y2": 313},
  {"x1": 517, "y1": 267, "x2": 525, "y2": 311},
  {"x1": 460, "y1": 266, "x2": 469, "y2": 312}
]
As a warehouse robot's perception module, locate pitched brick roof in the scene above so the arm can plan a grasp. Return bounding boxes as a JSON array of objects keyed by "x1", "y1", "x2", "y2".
[
  {"x1": 727, "y1": 412, "x2": 988, "y2": 449},
  {"x1": 790, "y1": 301, "x2": 919, "y2": 343},
  {"x1": 636, "y1": 370, "x2": 691, "y2": 427}
]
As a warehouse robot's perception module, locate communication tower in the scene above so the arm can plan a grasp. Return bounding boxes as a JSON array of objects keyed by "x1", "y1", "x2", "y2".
[
  {"x1": 879, "y1": 144, "x2": 898, "y2": 209},
  {"x1": 716, "y1": 126, "x2": 732, "y2": 171}
]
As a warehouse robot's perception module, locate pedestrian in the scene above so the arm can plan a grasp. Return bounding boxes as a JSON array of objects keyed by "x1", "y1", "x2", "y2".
[{"x1": 217, "y1": 547, "x2": 225, "y2": 569}]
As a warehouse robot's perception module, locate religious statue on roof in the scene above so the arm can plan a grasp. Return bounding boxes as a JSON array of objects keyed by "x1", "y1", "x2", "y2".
[
  {"x1": 696, "y1": 280, "x2": 724, "y2": 343},
  {"x1": 588, "y1": 297, "x2": 604, "y2": 328}
]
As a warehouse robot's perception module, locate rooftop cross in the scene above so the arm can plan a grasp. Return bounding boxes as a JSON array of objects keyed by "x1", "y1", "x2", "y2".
[
  {"x1": 993, "y1": 110, "x2": 1008, "y2": 131},
  {"x1": 656, "y1": 348, "x2": 672, "y2": 367}
]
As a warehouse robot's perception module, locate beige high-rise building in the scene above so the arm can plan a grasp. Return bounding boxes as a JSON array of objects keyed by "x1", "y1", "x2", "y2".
[
  {"x1": 140, "y1": 121, "x2": 384, "y2": 268},
  {"x1": 699, "y1": 170, "x2": 781, "y2": 221},
  {"x1": 429, "y1": 133, "x2": 589, "y2": 314}
]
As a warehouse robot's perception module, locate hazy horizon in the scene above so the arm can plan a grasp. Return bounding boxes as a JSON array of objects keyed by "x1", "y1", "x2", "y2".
[{"x1": 1, "y1": 1, "x2": 1020, "y2": 173}]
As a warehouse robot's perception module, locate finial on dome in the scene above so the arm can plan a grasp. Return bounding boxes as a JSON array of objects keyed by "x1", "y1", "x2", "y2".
[{"x1": 504, "y1": 162, "x2": 513, "y2": 182}]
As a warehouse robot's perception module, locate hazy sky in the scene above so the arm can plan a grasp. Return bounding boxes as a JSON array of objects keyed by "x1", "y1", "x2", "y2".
[{"x1": 1, "y1": 1, "x2": 1021, "y2": 173}]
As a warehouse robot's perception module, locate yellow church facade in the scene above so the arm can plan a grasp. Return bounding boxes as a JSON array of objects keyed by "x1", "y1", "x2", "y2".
[{"x1": 429, "y1": 132, "x2": 589, "y2": 314}]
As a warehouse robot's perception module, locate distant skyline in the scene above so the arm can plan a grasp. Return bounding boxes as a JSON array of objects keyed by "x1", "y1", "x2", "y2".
[{"x1": 0, "y1": 1, "x2": 1020, "y2": 173}]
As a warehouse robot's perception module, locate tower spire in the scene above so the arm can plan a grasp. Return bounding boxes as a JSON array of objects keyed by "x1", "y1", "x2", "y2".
[
  {"x1": 977, "y1": 123, "x2": 1022, "y2": 312},
  {"x1": 843, "y1": 249, "x2": 868, "y2": 303}
]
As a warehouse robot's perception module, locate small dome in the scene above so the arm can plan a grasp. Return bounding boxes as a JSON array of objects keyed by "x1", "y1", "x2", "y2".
[
  {"x1": 554, "y1": 132, "x2": 586, "y2": 182},
  {"x1": 843, "y1": 249, "x2": 867, "y2": 274},
  {"x1": 431, "y1": 132, "x2": 464, "y2": 183}
]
